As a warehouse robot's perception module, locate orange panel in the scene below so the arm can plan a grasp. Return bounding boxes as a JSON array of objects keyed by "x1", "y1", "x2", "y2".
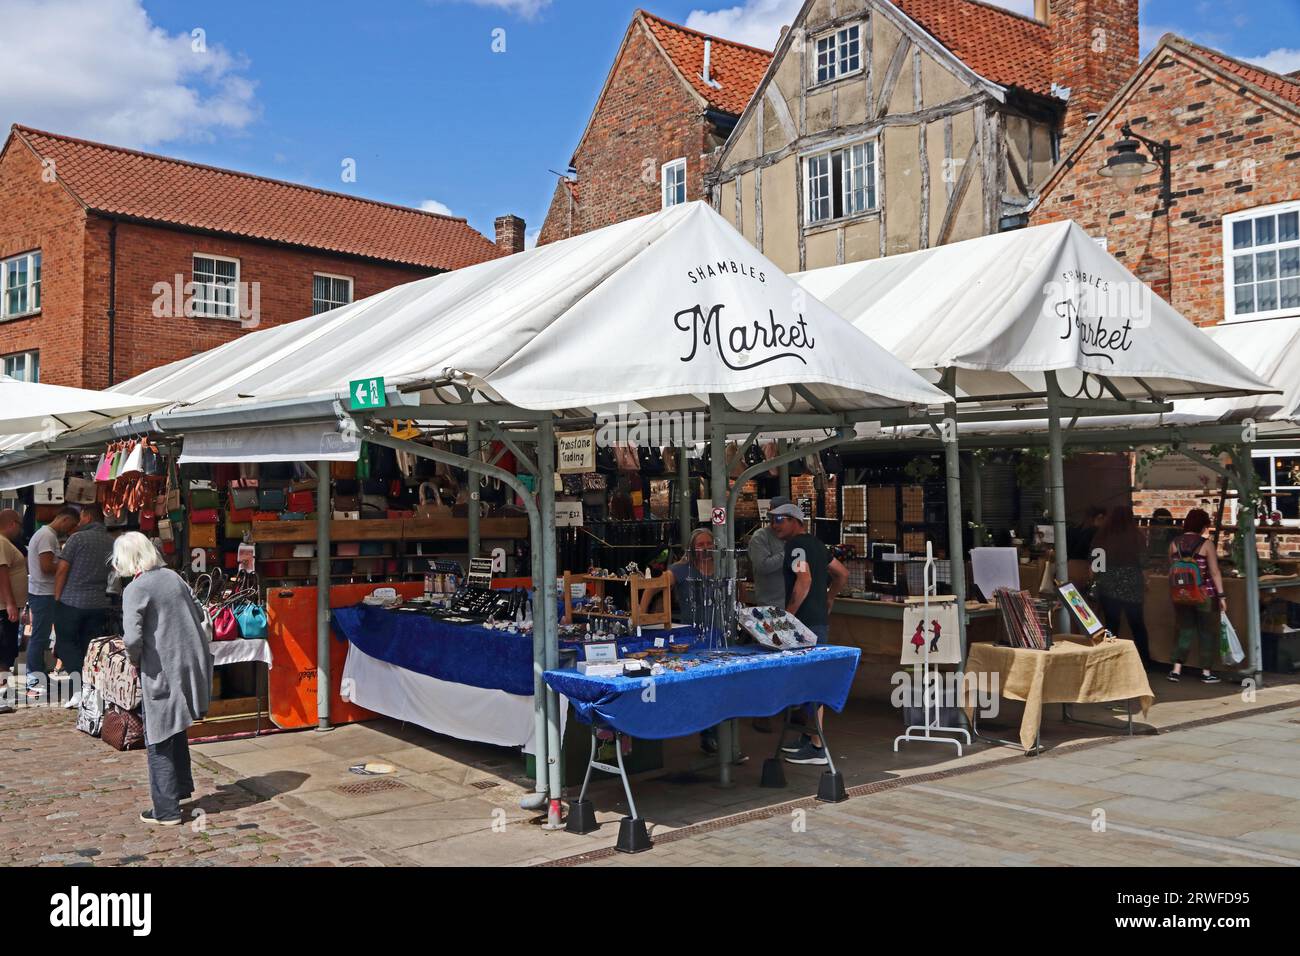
[{"x1": 266, "y1": 583, "x2": 425, "y2": 729}]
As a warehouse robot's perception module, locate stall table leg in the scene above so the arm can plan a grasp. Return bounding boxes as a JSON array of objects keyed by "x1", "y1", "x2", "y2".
[{"x1": 565, "y1": 724, "x2": 651, "y2": 853}]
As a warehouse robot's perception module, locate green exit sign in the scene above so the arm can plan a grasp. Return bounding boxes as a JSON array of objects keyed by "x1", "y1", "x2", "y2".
[{"x1": 349, "y1": 377, "x2": 386, "y2": 410}]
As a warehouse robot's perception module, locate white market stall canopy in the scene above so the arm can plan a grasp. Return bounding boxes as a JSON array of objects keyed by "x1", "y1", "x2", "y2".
[
  {"x1": 0, "y1": 375, "x2": 171, "y2": 436},
  {"x1": 795, "y1": 220, "x2": 1273, "y2": 403},
  {"x1": 112, "y1": 201, "x2": 949, "y2": 422}
]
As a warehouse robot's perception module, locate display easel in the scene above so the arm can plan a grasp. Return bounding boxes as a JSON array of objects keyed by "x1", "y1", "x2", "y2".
[{"x1": 894, "y1": 542, "x2": 971, "y2": 755}]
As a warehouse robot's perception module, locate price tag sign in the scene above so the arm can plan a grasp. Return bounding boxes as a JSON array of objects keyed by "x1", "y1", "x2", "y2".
[
  {"x1": 349, "y1": 377, "x2": 386, "y2": 410},
  {"x1": 586, "y1": 642, "x2": 617, "y2": 663},
  {"x1": 654, "y1": 637, "x2": 665, "y2": 648}
]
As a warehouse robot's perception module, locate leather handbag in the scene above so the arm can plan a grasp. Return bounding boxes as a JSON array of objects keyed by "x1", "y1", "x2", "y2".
[
  {"x1": 158, "y1": 518, "x2": 174, "y2": 541},
  {"x1": 235, "y1": 604, "x2": 268, "y2": 639},
  {"x1": 190, "y1": 524, "x2": 218, "y2": 549},
  {"x1": 65, "y1": 476, "x2": 100, "y2": 505},
  {"x1": 213, "y1": 606, "x2": 240, "y2": 641},
  {"x1": 230, "y1": 487, "x2": 259, "y2": 510},
  {"x1": 139, "y1": 510, "x2": 157, "y2": 533},
  {"x1": 228, "y1": 507, "x2": 255, "y2": 523},
  {"x1": 287, "y1": 491, "x2": 315, "y2": 513},
  {"x1": 279, "y1": 512, "x2": 307, "y2": 521},
  {"x1": 252, "y1": 511, "x2": 281, "y2": 523},
  {"x1": 225, "y1": 516, "x2": 252, "y2": 539},
  {"x1": 331, "y1": 460, "x2": 358, "y2": 480},
  {"x1": 190, "y1": 489, "x2": 220, "y2": 510},
  {"x1": 258, "y1": 488, "x2": 287, "y2": 511},
  {"x1": 362, "y1": 494, "x2": 388, "y2": 514},
  {"x1": 100, "y1": 704, "x2": 145, "y2": 751},
  {"x1": 190, "y1": 508, "x2": 219, "y2": 524},
  {"x1": 333, "y1": 494, "x2": 360, "y2": 512}
]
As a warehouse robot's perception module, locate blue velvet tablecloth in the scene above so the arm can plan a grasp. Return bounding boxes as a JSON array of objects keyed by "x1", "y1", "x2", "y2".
[
  {"x1": 332, "y1": 604, "x2": 710, "y2": 698},
  {"x1": 543, "y1": 645, "x2": 861, "y2": 739}
]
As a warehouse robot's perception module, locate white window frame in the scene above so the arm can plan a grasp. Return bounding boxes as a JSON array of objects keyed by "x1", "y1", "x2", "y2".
[
  {"x1": 1223, "y1": 201, "x2": 1300, "y2": 322},
  {"x1": 1, "y1": 250, "x2": 41, "y2": 320},
  {"x1": 312, "y1": 272, "x2": 354, "y2": 315},
  {"x1": 812, "y1": 23, "x2": 863, "y2": 86},
  {"x1": 1252, "y1": 449, "x2": 1300, "y2": 526},
  {"x1": 802, "y1": 139, "x2": 879, "y2": 226},
  {"x1": 661, "y1": 158, "x2": 687, "y2": 209},
  {"x1": 2, "y1": 349, "x2": 39, "y2": 382},
  {"x1": 191, "y1": 252, "x2": 241, "y2": 320}
]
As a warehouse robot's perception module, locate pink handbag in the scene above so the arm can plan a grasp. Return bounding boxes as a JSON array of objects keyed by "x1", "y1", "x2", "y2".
[
  {"x1": 212, "y1": 606, "x2": 240, "y2": 642},
  {"x1": 94, "y1": 454, "x2": 112, "y2": 482}
]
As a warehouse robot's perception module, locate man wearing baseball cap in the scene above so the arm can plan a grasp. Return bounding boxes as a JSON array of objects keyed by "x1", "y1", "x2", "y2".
[
  {"x1": 770, "y1": 501, "x2": 849, "y2": 766},
  {"x1": 746, "y1": 496, "x2": 794, "y2": 733}
]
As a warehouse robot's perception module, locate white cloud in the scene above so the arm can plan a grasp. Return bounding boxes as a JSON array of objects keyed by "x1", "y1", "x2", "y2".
[
  {"x1": 685, "y1": 0, "x2": 1037, "y2": 50},
  {"x1": 420, "y1": 199, "x2": 456, "y2": 217},
  {"x1": 1247, "y1": 48, "x2": 1300, "y2": 76},
  {"x1": 0, "y1": 0, "x2": 257, "y2": 149},
  {"x1": 525, "y1": 228, "x2": 540, "y2": 250},
  {"x1": 431, "y1": 0, "x2": 552, "y2": 19}
]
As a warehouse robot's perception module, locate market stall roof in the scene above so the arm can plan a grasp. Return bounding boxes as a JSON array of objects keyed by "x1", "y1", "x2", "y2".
[
  {"x1": 882, "y1": 315, "x2": 1300, "y2": 442},
  {"x1": 105, "y1": 201, "x2": 949, "y2": 419},
  {"x1": 794, "y1": 220, "x2": 1273, "y2": 402},
  {"x1": 0, "y1": 375, "x2": 172, "y2": 436}
]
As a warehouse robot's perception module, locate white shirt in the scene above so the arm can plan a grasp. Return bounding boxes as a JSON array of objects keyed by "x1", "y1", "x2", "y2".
[{"x1": 27, "y1": 524, "x2": 61, "y2": 596}]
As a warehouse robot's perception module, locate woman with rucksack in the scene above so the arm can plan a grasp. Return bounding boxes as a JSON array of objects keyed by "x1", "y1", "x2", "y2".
[{"x1": 1167, "y1": 509, "x2": 1224, "y2": 684}]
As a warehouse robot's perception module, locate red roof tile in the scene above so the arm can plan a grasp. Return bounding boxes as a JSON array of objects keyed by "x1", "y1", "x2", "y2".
[
  {"x1": 893, "y1": 0, "x2": 1052, "y2": 97},
  {"x1": 1189, "y1": 43, "x2": 1300, "y2": 108},
  {"x1": 7, "y1": 126, "x2": 501, "y2": 271},
  {"x1": 640, "y1": 11, "x2": 774, "y2": 116}
]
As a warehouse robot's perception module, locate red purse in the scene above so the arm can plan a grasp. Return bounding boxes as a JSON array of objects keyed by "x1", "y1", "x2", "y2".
[
  {"x1": 287, "y1": 491, "x2": 315, "y2": 513},
  {"x1": 253, "y1": 511, "x2": 281, "y2": 522},
  {"x1": 139, "y1": 510, "x2": 157, "y2": 532},
  {"x1": 191, "y1": 508, "x2": 219, "y2": 524},
  {"x1": 228, "y1": 507, "x2": 255, "y2": 523},
  {"x1": 212, "y1": 606, "x2": 240, "y2": 641}
]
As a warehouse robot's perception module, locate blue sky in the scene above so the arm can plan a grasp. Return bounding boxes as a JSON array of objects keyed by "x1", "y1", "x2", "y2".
[{"x1": 1, "y1": 0, "x2": 1296, "y2": 245}]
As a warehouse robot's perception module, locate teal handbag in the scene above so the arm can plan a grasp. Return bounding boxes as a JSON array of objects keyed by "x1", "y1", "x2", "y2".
[{"x1": 234, "y1": 604, "x2": 268, "y2": 639}]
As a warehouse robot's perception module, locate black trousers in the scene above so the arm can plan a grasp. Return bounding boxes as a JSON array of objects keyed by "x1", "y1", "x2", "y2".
[
  {"x1": 52, "y1": 604, "x2": 107, "y2": 676},
  {"x1": 146, "y1": 729, "x2": 194, "y2": 822},
  {"x1": 1099, "y1": 595, "x2": 1151, "y2": 665}
]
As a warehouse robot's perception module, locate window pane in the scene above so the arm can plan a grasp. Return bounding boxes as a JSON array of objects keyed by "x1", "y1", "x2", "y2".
[
  {"x1": 840, "y1": 26, "x2": 860, "y2": 73},
  {"x1": 1257, "y1": 251, "x2": 1278, "y2": 281},
  {"x1": 1256, "y1": 216, "x2": 1276, "y2": 246},
  {"x1": 1258, "y1": 281, "x2": 1279, "y2": 312},
  {"x1": 1280, "y1": 211, "x2": 1300, "y2": 243},
  {"x1": 1233, "y1": 220, "x2": 1253, "y2": 249},
  {"x1": 1235, "y1": 283, "x2": 1255, "y2": 314},
  {"x1": 1281, "y1": 246, "x2": 1299, "y2": 278},
  {"x1": 1281, "y1": 278, "x2": 1300, "y2": 310},
  {"x1": 1234, "y1": 254, "x2": 1254, "y2": 284}
]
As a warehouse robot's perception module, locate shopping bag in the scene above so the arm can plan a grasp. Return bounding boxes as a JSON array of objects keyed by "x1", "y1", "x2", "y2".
[{"x1": 1220, "y1": 615, "x2": 1246, "y2": 665}]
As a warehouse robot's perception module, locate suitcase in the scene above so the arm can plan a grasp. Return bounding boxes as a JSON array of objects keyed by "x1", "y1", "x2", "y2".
[{"x1": 75, "y1": 687, "x2": 104, "y2": 737}]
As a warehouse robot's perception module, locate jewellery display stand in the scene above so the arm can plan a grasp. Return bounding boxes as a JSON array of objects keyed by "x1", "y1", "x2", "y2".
[{"x1": 894, "y1": 543, "x2": 970, "y2": 755}]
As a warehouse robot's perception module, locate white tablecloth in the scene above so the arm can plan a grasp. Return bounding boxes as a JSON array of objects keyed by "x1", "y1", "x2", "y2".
[
  {"x1": 210, "y1": 638, "x2": 273, "y2": 669},
  {"x1": 341, "y1": 643, "x2": 565, "y2": 754}
]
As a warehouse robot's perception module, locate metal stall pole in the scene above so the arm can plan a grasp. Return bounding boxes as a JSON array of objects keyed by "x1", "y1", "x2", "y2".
[
  {"x1": 537, "y1": 417, "x2": 565, "y2": 827},
  {"x1": 361, "y1": 429, "x2": 550, "y2": 809},
  {"x1": 1237, "y1": 455, "x2": 1264, "y2": 686},
  {"x1": 316, "y1": 460, "x2": 333, "y2": 731},
  {"x1": 1044, "y1": 372, "x2": 1071, "y2": 634},
  {"x1": 677, "y1": 437, "x2": 692, "y2": 549},
  {"x1": 708, "y1": 395, "x2": 734, "y2": 786},
  {"x1": 941, "y1": 370, "x2": 969, "y2": 656},
  {"x1": 969, "y1": 453, "x2": 984, "y2": 548},
  {"x1": 467, "y1": 421, "x2": 481, "y2": 559},
  {"x1": 778, "y1": 439, "x2": 791, "y2": 499}
]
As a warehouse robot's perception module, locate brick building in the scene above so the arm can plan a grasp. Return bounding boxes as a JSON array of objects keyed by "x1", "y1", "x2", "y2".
[
  {"x1": 537, "y1": 11, "x2": 772, "y2": 245},
  {"x1": 0, "y1": 126, "x2": 523, "y2": 389},
  {"x1": 1029, "y1": 37, "x2": 1300, "y2": 525}
]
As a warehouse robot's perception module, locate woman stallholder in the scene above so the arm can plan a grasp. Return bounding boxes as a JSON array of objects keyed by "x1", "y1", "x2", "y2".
[
  {"x1": 1168, "y1": 509, "x2": 1225, "y2": 684},
  {"x1": 114, "y1": 532, "x2": 213, "y2": 825},
  {"x1": 1092, "y1": 506, "x2": 1151, "y2": 665}
]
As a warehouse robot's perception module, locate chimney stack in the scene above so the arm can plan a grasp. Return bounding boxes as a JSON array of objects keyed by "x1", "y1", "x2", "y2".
[
  {"x1": 495, "y1": 214, "x2": 526, "y2": 256},
  {"x1": 1050, "y1": 0, "x2": 1140, "y2": 150},
  {"x1": 1034, "y1": 0, "x2": 1049, "y2": 23}
]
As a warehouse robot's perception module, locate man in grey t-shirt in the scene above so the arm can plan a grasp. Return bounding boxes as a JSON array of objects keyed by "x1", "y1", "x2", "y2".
[
  {"x1": 54, "y1": 505, "x2": 115, "y2": 679},
  {"x1": 25, "y1": 507, "x2": 80, "y2": 690}
]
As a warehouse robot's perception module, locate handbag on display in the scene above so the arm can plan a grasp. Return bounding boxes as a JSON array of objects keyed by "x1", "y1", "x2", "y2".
[
  {"x1": 190, "y1": 508, "x2": 219, "y2": 525},
  {"x1": 212, "y1": 606, "x2": 240, "y2": 641},
  {"x1": 225, "y1": 516, "x2": 252, "y2": 539},
  {"x1": 362, "y1": 494, "x2": 388, "y2": 514},
  {"x1": 252, "y1": 511, "x2": 281, "y2": 523},
  {"x1": 190, "y1": 489, "x2": 220, "y2": 510},
  {"x1": 331, "y1": 460, "x2": 358, "y2": 480},
  {"x1": 234, "y1": 604, "x2": 268, "y2": 639},
  {"x1": 139, "y1": 510, "x2": 157, "y2": 533},
  {"x1": 279, "y1": 512, "x2": 307, "y2": 521},
  {"x1": 333, "y1": 494, "x2": 360, "y2": 512},
  {"x1": 100, "y1": 704, "x2": 145, "y2": 751},
  {"x1": 661, "y1": 447, "x2": 678, "y2": 474},
  {"x1": 189, "y1": 479, "x2": 214, "y2": 492},
  {"x1": 258, "y1": 488, "x2": 287, "y2": 511},
  {"x1": 595, "y1": 445, "x2": 618, "y2": 474},
  {"x1": 191, "y1": 524, "x2": 218, "y2": 549},
  {"x1": 614, "y1": 444, "x2": 639, "y2": 472},
  {"x1": 287, "y1": 491, "x2": 315, "y2": 513},
  {"x1": 230, "y1": 487, "x2": 259, "y2": 510},
  {"x1": 158, "y1": 518, "x2": 174, "y2": 542},
  {"x1": 66, "y1": 477, "x2": 98, "y2": 505},
  {"x1": 227, "y1": 506, "x2": 255, "y2": 524},
  {"x1": 32, "y1": 479, "x2": 64, "y2": 504}
]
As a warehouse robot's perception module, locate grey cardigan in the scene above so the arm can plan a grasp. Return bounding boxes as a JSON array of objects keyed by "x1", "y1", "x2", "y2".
[
  {"x1": 748, "y1": 528, "x2": 787, "y2": 607},
  {"x1": 122, "y1": 568, "x2": 213, "y2": 745}
]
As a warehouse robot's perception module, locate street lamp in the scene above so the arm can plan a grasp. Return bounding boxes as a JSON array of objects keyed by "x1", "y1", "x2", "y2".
[{"x1": 1098, "y1": 123, "x2": 1178, "y2": 209}]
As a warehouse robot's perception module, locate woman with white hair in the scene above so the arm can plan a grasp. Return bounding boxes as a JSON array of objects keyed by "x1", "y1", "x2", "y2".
[{"x1": 113, "y1": 532, "x2": 213, "y2": 826}]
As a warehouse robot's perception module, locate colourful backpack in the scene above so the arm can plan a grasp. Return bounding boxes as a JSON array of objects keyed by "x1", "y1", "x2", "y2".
[{"x1": 1169, "y1": 538, "x2": 1209, "y2": 606}]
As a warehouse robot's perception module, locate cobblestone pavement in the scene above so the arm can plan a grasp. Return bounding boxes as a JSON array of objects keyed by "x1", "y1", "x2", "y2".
[
  {"x1": 569, "y1": 704, "x2": 1300, "y2": 867},
  {"x1": 0, "y1": 705, "x2": 391, "y2": 866}
]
